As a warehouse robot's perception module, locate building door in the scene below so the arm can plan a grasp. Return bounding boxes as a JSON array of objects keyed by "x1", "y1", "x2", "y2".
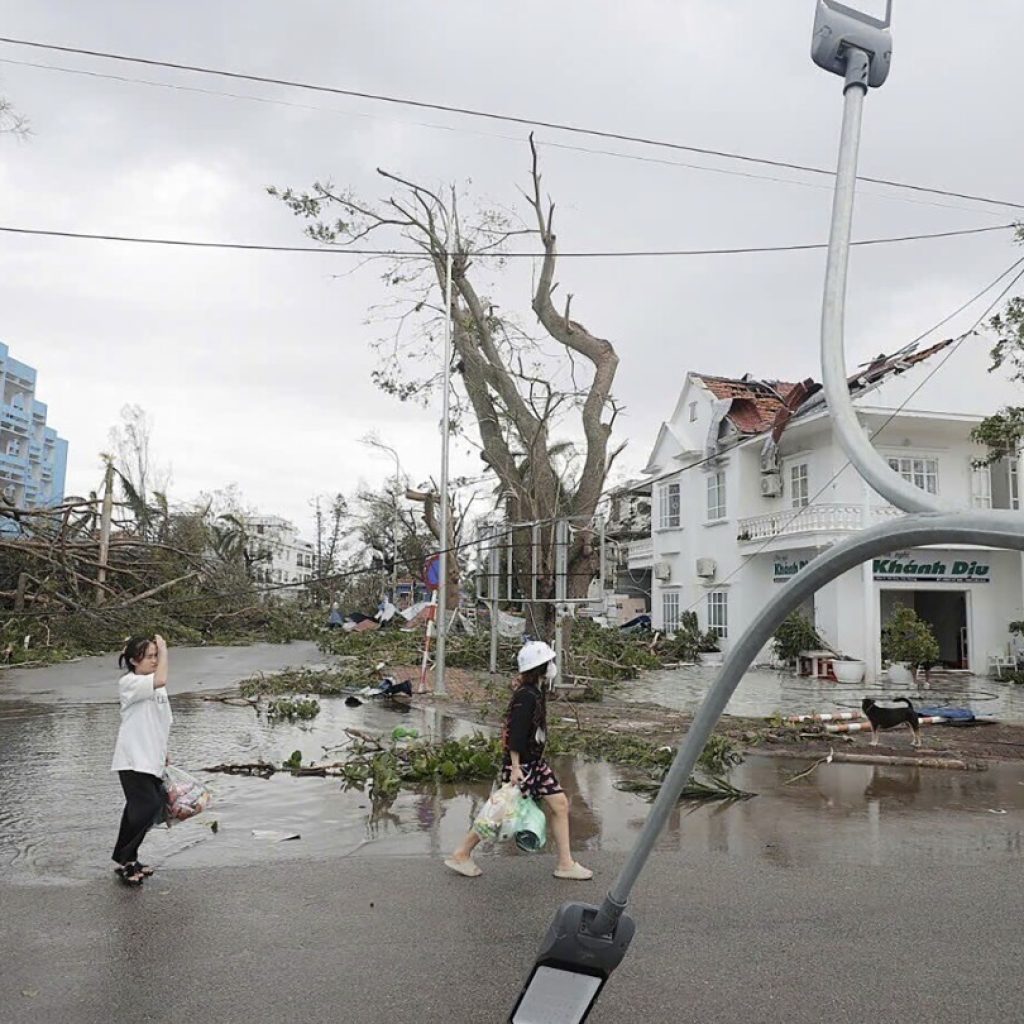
[{"x1": 880, "y1": 590, "x2": 968, "y2": 669}]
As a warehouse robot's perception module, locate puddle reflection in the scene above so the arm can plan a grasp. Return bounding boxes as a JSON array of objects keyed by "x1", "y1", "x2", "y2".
[{"x1": 2, "y1": 692, "x2": 1023, "y2": 885}]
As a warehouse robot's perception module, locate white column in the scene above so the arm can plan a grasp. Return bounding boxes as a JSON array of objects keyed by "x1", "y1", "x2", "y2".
[{"x1": 861, "y1": 430, "x2": 877, "y2": 681}]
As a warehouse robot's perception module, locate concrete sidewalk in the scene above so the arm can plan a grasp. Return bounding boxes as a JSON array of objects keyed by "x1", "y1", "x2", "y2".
[{"x1": 2, "y1": 848, "x2": 1018, "y2": 1024}]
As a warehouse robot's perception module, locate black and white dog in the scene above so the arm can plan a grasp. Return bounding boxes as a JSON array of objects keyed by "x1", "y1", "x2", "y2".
[{"x1": 861, "y1": 697, "x2": 921, "y2": 747}]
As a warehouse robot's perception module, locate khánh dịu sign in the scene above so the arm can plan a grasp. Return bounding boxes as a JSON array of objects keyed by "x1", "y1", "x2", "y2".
[
  {"x1": 773, "y1": 557, "x2": 810, "y2": 582},
  {"x1": 873, "y1": 553, "x2": 991, "y2": 584}
]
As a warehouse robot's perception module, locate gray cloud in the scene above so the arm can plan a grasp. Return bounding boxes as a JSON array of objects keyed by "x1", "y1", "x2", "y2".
[{"x1": 1, "y1": 0, "x2": 1021, "y2": 530}]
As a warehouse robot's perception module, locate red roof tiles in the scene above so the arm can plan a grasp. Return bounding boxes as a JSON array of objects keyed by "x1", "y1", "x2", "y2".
[{"x1": 693, "y1": 339, "x2": 954, "y2": 442}]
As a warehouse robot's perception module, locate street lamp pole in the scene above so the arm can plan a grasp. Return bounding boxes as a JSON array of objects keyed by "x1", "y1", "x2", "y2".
[{"x1": 435, "y1": 251, "x2": 453, "y2": 696}]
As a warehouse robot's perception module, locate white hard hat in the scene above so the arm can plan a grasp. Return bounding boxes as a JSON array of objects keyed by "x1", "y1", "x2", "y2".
[{"x1": 517, "y1": 640, "x2": 557, "y2": 674}]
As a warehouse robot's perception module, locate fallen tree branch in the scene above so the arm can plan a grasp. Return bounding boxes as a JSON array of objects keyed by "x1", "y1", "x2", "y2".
[
  {"x1": 110, "y1": 570, "x2": 203, "y2": 608},
  {"x1": 784, "y1": 749, "x2": 834, "y2": 785},
  {"x1": 204, "y1": 761, "x2": 277, "y2": 778}
]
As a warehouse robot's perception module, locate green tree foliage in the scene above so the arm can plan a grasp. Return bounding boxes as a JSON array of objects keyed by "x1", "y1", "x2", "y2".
[{"x1": 972, "y1": 225, "x2": 1024, "y2": 462}]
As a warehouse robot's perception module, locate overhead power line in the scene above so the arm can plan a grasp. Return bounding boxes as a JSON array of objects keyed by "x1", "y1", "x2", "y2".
[
  {"x1": 0, "y1": 222, "x2": 1013, "y2": 259},
  {"x1": 0, "y1": 56, "x2": 1007, "y2": 219},
  {"x1": 0, "y1": 36, "x2": 1022, "y2": 213}
]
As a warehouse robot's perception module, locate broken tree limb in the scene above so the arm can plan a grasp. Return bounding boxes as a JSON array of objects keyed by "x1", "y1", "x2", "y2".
[
  {"x1": 753, "y1": 748, "x2": 986, "y2": 771},
  {"x1": 344, "y1": 727, "x2": 384, "y2": 750},
  {"x1": 830, "y1": 751, "x2": 985, "y2": 770},
  {"x1": 784, "y1": 749, "x2": 835, "y2": 785},
  {"x1": 204, "y1": 761, "x2": 277, "y2": 778},
  {"x1": 112, "y1": 570, "x2": 203, "y2": 608},
  {"x1": 201, "y1": 694, "x2": 259, "y2": 708}
]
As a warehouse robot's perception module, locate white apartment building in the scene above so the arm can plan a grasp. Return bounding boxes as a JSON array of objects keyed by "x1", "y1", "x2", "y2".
[
  {"x1": 634, "y1": 346, "x2": 1024, "y2": 681},
  {"x1": 243, "y1": 514, "x2": 316, "y2": 597}
]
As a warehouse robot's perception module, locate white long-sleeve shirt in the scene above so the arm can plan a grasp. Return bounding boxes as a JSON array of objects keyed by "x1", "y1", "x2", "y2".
[{"x1": 111, "y1": 672, "x2": 173, "y2": 777}]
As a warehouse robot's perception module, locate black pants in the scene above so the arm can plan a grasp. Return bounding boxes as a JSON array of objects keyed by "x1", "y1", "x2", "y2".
[{"x1": 112, "y1": 770, "x2": 164, "y2": 866}]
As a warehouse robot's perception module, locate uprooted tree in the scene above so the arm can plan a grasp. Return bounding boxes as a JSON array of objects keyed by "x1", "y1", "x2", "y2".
[
  {"x1": 270, "y1": 138, "x2": 623, "y2": 637},
  {"x1": 0, "y1": 488, "x2": 310, "y2": 661}
]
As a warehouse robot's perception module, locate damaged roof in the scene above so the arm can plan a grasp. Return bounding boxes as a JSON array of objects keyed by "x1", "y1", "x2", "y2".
[
  {"x1": 693, "y1": 374, "x2": 803, "y2": 434},
  {"x1": 693, "y1": 338, "x2": 954, "y2": 443}
]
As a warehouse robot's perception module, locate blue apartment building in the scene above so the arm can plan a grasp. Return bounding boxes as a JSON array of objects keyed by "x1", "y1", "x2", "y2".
[{"x1": 0, "y1": 341, "x2": 68, "y2": 510}]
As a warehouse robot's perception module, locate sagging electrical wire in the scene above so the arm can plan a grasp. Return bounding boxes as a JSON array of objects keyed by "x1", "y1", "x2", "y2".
[{"x1": 1, "y1": 35, "x2": 1022, "y2": 212}]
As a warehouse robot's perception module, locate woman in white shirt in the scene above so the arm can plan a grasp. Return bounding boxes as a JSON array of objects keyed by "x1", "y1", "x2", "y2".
[{"x1": 111, "y1": 634, "x2": 172, "y2": 887}]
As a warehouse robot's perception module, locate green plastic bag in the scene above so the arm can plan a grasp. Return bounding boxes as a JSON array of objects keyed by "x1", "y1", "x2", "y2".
[{"x1": 511, "y1": 796, "x2": 547, "y2": 853}]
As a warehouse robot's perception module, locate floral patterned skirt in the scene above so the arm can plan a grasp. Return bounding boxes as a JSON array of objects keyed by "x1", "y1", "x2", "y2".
[{"x1": 501, "y1": 758, "x2": 563, "y2": 800}]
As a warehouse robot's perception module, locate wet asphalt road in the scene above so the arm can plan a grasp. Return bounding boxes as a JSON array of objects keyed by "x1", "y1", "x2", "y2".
[
  {"x1": 3, "y1": 645, "x2": 1024, "y2": 1022},
  {"x1": 3, "y1": 849, "x2": 1021, "y2": 1024}
]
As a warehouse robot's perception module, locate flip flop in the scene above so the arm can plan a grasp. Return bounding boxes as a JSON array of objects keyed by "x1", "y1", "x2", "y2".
[
  {"x1": 444, "y1": 857, "x2": 482, "y2": 878},
  {"x1": 553, "y1": 862, "x2": 593, "y2": 880},
  {"x1": 132, "y1": 862, "x2": 155, "y2": 877}
]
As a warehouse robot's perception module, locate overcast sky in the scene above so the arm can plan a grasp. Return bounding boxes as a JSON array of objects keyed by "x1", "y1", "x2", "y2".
[{"x1": 0, "y1": 1, "x2": 1022, "y2": 536}]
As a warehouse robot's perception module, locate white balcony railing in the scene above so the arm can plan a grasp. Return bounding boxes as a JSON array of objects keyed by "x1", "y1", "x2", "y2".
[
  {"x1": 737, "y1": 503, "x2": 904, "y2": 543},
  {"x1": 626, "y1": 538, "x2": 654, "y2": 567}
]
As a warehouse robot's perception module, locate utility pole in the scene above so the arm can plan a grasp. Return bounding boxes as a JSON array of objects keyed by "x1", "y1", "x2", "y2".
[
  {"x1": 435, "y1": 250, "x2": 453, "y2": 695},
  {"x1": 96, "y1": 458, "x2": 114, "y2": 605}
]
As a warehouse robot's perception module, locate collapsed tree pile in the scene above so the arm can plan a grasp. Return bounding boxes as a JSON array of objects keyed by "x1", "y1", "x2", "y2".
[{"x1": 0, "y1": 492, "x2": 314, "y2": 663}]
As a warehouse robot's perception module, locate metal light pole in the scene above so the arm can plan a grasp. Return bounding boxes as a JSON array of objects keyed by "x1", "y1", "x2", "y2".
[{"x1": 435, "y1": 251, "x2": 454, "y2": 695}]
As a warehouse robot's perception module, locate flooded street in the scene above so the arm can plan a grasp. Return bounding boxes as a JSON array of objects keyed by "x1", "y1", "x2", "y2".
[
  {"x1": 620, "y1": 663, "x2": 1024, "y2": 721},
  {"x1": 2, "y1": 646, "x2": 1024, "y2": 886}
]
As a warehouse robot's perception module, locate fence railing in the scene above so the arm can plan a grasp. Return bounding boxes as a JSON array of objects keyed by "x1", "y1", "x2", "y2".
[{"x1": 737, "y1": 503, "x2": 904, "y2": 542}]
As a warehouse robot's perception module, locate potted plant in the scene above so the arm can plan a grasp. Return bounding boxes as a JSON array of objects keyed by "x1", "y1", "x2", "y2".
[
  {"x1": 880, "y1": 604, "x2": 940, "y2": 684},
  {"x1": 699, "y1": 629, "x2": 724, "y2": 666},
  {"x1": 831, "y1": 654, "x2": 866, "y2": 684},
  {"x1": 771, "y1": 612, "x2": 823, "y2": 672}
]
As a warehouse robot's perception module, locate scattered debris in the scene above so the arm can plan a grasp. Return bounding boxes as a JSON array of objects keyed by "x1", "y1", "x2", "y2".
[
  {"x1": 251, "y1": 830, "x2": 301, "y2": 842},
  {"x1": 266, "y1": 697, "x2": 321, "y2": 721}
]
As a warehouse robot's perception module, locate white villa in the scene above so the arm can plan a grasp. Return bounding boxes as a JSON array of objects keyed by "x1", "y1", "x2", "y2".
[
  {"x1": 626, "y1": 343, "x2": 1024, "y2": 681},
  {"x1": 243, "y1": 514, "x2": 316, "y2": 597}
]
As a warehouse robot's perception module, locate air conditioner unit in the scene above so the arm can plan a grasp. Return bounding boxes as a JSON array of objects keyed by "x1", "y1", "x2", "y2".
[
  {"x1": 759, "y1": 448, "x2": 780, "y2": 474},
  {"x1": 654, "y1": 561, "x2": 672, "y2": 581},
  {"x1": 695, "y1": 557, "x2": 716, "y2": 579},
  {"x1": 760, "y1": 472, "x2": 783, "y2": 498}
]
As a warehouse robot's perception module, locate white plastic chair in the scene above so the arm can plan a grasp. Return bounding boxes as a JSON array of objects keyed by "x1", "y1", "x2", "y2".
[{"x1": 988, "y1": 646, "x2": 1015, "y2": 679}]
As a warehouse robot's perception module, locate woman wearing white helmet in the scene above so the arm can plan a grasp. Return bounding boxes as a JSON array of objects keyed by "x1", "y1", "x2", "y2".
[{"x1": 444, "y1": 639, "x2": 592, "y2": 880}]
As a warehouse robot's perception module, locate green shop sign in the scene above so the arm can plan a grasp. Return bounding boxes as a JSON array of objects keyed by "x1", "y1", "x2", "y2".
[
  {"x1": 773, "y1": 557, "x2": 810, "y2": 582},
  {"x1": 873, "y1": 555, "x2": 991, "y2": 584}
]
